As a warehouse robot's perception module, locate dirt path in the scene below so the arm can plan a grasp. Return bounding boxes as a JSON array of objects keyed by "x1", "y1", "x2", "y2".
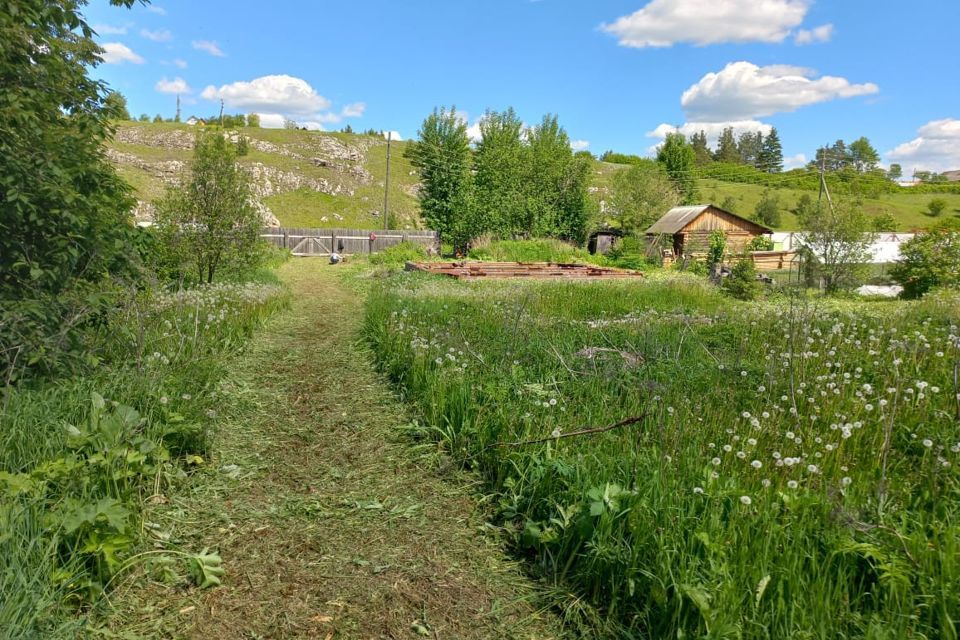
[{"x1": 108, "y1": 259, "x2": 561, "y2": 639}]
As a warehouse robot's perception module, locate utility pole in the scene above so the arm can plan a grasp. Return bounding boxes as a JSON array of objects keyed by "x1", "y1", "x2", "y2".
[
  {"x1": 383, "y1": 131, "x2": 392, "y2": 231},
  {"x1": 219, "y1": 99, "x2": 224, "y2": 127},
  {"x1": 817, "y1": 144, "x2": 834, "y2": 213},
  {"x1": 176, "y1": 94, "x2": 181, "y2": 123}
]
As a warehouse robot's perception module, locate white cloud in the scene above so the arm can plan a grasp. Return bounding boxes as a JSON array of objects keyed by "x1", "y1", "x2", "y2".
[
  {"x1": 100, "y1": 42, "x2": 145, "y2": 65},
  {"x1": 201, "y1": 75, "x2": 331, "y2": 115},
  {"x1": 94, "y1": 23, "x2": 129, "y2": 35},
  {"x1": 256, "y1": 113, "x2": 288, "y2": 129},
  {"x1": 299, "y1": 121, "x2": 327, "y2": 131},
  {"x1": 680, "y1": 61, "x2": 879, "y2": 121},
  {"x1": 141, "y1": 28, "x2": 172, "y2": 42},
  {"x1": 341, "y1": 102, "x2": 366, "y2": 118},
  {"x1": 794, "y1": 23, "x2": 833, "y2": 45},
  {"x1": 886, "y1": 119, "x2": 960, "y2": 173},
  {"x1": 466, "y1": 121, "x2": 483, "y2": 143},
  {"x1": 146, "y1": 5, "x2": 166, "y2": 15},
  {"x1": 155, "y1": 77, "x2": 191, "y2": 94},
  {"x1": 192, "y1": 40, "x2": 225, "y2": 57},
  {"x1": 783, "y1": 153, "x2": 807, "y2": 169},
  {"x1": 383, "y1": 130, "x2": 403, "y2": 141},
  {"x1": 602, "y1": 0, "x2": 809, "y2": 48},
  {"x1": 647, "y1": 120, "x2": 772, "y2": 145},
  {"x1": 570, "y1": 139, "x2": 591, "y2": 151},
  {"x1": 173, "y1": 58, "x2": 188, "y2": 69}
]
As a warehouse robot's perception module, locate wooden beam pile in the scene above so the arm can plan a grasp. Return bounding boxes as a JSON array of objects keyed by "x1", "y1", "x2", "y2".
[{"x1": 405, "y1": 261, "x2": 645, "y2": 280}]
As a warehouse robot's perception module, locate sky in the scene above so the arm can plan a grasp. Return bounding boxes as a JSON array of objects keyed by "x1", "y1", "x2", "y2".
[{"x1": 86, "y1": 0, "x2": 960, "y2": 175}]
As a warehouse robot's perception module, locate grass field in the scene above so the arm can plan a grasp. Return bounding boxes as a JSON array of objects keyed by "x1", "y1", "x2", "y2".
[{"x1": 365, "y1": 270, "x2": 960, "y2": 637}]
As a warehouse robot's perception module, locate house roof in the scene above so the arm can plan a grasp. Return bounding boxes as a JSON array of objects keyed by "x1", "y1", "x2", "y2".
[{"x1": 645, "y1": 204, "x2": 773, "y2": 235}]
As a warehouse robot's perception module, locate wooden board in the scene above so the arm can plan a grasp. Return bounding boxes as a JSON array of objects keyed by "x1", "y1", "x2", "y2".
[{"x1": 405, "y1": 261, "x2": 645, "y2": 280}]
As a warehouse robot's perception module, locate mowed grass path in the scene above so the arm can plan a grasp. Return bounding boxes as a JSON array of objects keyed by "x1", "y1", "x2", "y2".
[{"x1": 108, "y1": 259, "x2": 560, "y2": 639}]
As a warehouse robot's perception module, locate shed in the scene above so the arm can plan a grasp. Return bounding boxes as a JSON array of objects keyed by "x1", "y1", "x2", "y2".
[
  {"x1": 645, "y1": 204, "x2": 772, "y2": 258},
  {"x1": 588, "y1": 228, "x2": 623, "y2": 255}
]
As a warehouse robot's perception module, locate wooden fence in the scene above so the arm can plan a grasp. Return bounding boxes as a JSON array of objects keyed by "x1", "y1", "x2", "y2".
[{"x1": 261, "y1": 227, "x2": 438, "y2": 257}]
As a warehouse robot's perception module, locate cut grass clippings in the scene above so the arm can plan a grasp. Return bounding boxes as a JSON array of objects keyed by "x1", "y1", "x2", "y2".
[{"x1": 102, "y1": 258, "x2": 563, "y2": 639}]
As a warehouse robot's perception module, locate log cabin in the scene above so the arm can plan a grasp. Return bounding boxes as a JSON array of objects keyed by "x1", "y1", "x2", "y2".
[{"x1": 645, "y1": 204, "x2": 773, "y2": 259}]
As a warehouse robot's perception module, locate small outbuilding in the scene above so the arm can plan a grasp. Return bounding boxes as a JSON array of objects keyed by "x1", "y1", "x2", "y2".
[
  {"x1": 588, "y1": 228, "x2": 623, "y2": 255},
  {"x1": 645, "y1": 204, "x2": 772, "y2": 258}
]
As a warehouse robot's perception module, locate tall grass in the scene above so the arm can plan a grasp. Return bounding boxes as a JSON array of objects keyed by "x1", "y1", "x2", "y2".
[
  {"x1": 365, "y1": 272, "x2": 960, "y2": 637},
  {"x1": 0, "y1": 282, "x2": 287, "y2": 636}
]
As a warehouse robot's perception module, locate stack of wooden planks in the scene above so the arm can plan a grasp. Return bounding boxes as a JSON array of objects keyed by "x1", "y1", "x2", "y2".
[{"x1": 405, "y1": 261, "x2": 645, "y2": 280}]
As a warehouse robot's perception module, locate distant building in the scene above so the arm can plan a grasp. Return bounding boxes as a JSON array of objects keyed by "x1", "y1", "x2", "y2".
[
  {"x1": 185, "y1": 116, "x2": 204, "y2": 126},
  {"x1": 646, "y1": 204, "x2": 772, "y2": 258}
]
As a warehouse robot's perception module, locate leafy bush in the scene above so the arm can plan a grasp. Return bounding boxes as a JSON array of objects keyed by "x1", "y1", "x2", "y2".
[
  {"x1": 927, "y1": 198, "x2": 947, "y2": 217},
  {"x1": 722, "y1": 258, "x2": 761, "y2": 300},
  {"x1": 746, "y1": 236, "x2": 775, "y2": 251},
  {"x1": 467, "y1": 239, "x2": 601, "y2": 264},
  {"x1": 890, "y1": 224, "x2": 960, "y2": 298},
  {"x1": 369, "y1": 241, "x2": 428, "y2": 266},
  {"x1": 606, "y1": 236, "x2": 649, "y2": 270}
]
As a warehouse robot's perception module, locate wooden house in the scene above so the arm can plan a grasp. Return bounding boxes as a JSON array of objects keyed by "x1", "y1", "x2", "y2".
[
  {"x1": 588, "y1": 228, "x2": 623, "y2": 255},
  {"x1": 645, "y1": 204, "x2": 772, "y2": 258}
]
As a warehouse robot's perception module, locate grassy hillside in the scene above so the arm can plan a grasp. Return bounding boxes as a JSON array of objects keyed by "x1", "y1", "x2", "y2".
[
  {"x1": 108, "y1": 122, "x2": 422, "y2": 229},
  {"x1": 107, "y1": 122, "x2": 960, "y2": 233},
  {"x1": 591, "y1": 161, "x2": 960, "y2": 232}
]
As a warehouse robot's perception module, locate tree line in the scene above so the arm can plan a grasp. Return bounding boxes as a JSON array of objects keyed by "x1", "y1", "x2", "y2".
[{"x1": 406, "y1": 107, "x2": 593, "y2": 251}]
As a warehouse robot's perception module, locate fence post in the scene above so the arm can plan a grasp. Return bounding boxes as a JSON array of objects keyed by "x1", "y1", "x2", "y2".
[{"x1": 331, "y1": 232, "x2": 337, "y2": 255}]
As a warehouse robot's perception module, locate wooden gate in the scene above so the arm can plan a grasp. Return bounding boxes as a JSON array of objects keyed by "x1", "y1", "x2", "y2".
[{"x1": 260, "y1": 227, "x2": 438, "y2": 257}]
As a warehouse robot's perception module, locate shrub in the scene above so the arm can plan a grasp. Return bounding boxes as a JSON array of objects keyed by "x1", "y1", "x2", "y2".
[
  {"x1": 369, "y1": 241, "x2": 428, "y2": 266},
  {"x1": 606, "y1": 236, "x2": 648, "y2": 270},
  {"x1": 746, "y1": 236, "x2": 775, "y2": 251},
  {"x1": 890, "y1": 224, "x2": 960, "y2": 298},
  {"x1": 927, "y1": 198, "x2": 947, "y2": 217},
  {"x1": 467, "y1": 239, "x2": 599, "y2": 264},
  {"x1": 722, "y1": 258, "x2": 761, "y2": 300}
]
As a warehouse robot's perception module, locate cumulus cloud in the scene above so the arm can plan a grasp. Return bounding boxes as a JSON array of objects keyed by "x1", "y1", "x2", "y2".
[
  {"x1": 383, "y1": 130, "x2": 403, "y2": 141},
  {"x1": 794, "y1": 23, "x2": 833, "y2": 45},
  {"x1": 341, "y1": 102, "x2": 366, "y2": 118},
  {"x1": 146, "y1": 5, "x2": 166, "y2": 15},
  {"x1": 886, "y1": 119, "x2": 960, "y2": 173},
  {"x1": 141, "y1": 28, "x2": 172, "y2": 42},
  {"x1": 94, "y1": 23, "x2": 129, "y2": 35},
  {"x1": 783, "y1": 153, "x2": 808, "y2": 169},
  {"x1": 173, "y1": 58, "x2": 188, "y2": 69},
  {"x1": 203, "y1": 75, "x2": 366, "y2": 131},
  {"x1": 201, "y1": 75, "x2": 331, "y2": 115},
  {"x1": 602, "y1": 0, "x2": 809, "y2": 48},
  {"x1": 570, "y1": 140, "x2": 591, "y2": 151},
  {"x1": 680, "y1": 61, "x2": 879, "y2": 121},
  {"x1": 100, "y1": 42, "x2": 145, "y2": 64},
  {"x1": 192, "y1": 40, "x2": 225, "y2": 57},
  {"x1": 647, "y1": 120, "x2": 772, "y2": 145},
  {"x1": 155, "y1": 77, "x2": 191, "y2": 94}
]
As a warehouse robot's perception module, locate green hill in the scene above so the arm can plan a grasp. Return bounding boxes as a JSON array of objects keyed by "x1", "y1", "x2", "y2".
[
  {"x1": 108, "y1": 121, "x2": 423, "y2": 229},
  {"x1": 108, "y1": 122, "x2": 960, "y2": 233}
]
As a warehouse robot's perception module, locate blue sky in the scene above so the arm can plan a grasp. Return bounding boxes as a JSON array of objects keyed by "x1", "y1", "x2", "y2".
[{"x1": 87, "y1": 0, "x2": 960, "y2": 174}]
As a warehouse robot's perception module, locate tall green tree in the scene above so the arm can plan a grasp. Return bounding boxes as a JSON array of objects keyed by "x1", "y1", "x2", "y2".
[
  {"x1": 155, "y1": 131, "x2": 264, "y2": 284},
  {"x1": 525, "y1": 114, "x2": 590, "y2": 242},
  {"x1": 887, "y1": 163, "x2": 902, "y2": 181},
  {"x1": 690, "y1": 130, "x2": 713, "y2": 166},
  {"x1": 714, "y1": 127, "x2": 740, "y2": 163},
  {"x1": 608, "y1": 160, "x2": 679, "y2": 234},
  {"x1": 797, "y1": 200, "x2": 873, "y2": 293},
  {"x1": 848, "y1": 137, "x2": 880, "y2": 173},
  {"x1": 758, "y1": 127, "x2": 783, "y2": 172},
  {"x1": 657, "y1": 133, "x2": 697, "y2": 204},
  {"x1": 474, "y1": 108, "x2": 528, "y2": 237},
  {"x1": 104, "y1": 90, "x2": 131, "y2": 120},
  {"x1": 737, "y1": 131, "x2": 763, "y2": 167},
  {"x1": 1, "y1": 0, "x2": 141, "y2": 300},
  {"x1": 405, "y1": 106, "x2": 473, "y2": 244},
  {"x1": 753, "y1": 190, "x2": 781, "y2": 227},
  {"x1": 246, "y1": 113, "x2": 261, "y2": 127}
]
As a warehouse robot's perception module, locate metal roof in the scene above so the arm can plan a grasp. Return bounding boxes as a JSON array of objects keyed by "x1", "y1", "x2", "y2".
[
  {"x1": 645, "y1": 205, "x2": 711, "y2": 234},
  {"x1": 645, "y1": 204, "x2": 772, "y2": 235}
]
